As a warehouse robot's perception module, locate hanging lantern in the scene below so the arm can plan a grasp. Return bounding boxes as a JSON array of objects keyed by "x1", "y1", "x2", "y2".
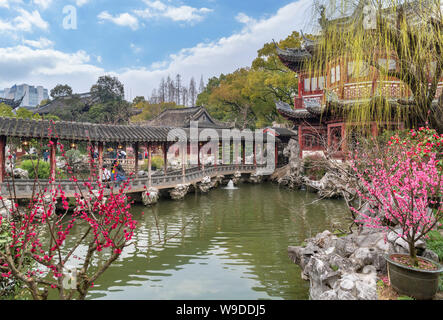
[
  {"x1": 70, "y1": 142, "x2": 77, "y2": 149},
  {"x1": 21, "y1": 139, "x2": 29, "y2": 147}
]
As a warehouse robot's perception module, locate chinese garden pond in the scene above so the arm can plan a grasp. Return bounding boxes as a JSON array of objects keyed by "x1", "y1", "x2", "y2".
[{"x1": 52, "y1": 183, "x2": 350, "y2": 300}]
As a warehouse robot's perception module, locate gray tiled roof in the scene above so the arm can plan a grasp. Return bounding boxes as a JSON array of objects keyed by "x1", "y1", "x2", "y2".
[{"x1": 0, "y1": 117, "x2": 274, "y2": 143}]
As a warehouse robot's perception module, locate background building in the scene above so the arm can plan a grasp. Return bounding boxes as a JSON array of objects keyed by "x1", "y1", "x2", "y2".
[{"x1": 2, "y1": 84, "x2": 49, "y2": 108}]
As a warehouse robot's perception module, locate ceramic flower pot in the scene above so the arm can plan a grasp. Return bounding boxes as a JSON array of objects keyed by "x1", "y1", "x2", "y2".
[{"x1": 386, "y1": 254, "x2": 443, "y2": 300}]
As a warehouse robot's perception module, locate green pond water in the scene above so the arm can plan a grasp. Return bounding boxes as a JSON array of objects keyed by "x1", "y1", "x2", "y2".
[{"x1": 52, "y1": 183, "x2": 350, "y2": 300}]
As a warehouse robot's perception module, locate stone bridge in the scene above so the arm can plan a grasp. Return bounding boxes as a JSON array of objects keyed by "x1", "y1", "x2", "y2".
[{"x1": 1, "y1": 164, "x2": 269, "y2": 199}]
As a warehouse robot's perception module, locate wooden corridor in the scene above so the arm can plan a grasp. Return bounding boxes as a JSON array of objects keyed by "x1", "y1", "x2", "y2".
[{"x1": 1, "y1": 164, "x2": 267, "y2": 199}]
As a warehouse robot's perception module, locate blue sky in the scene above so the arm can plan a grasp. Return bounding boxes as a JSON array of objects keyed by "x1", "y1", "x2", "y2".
[{"x1": 0, "y1": 0, "x2": 316, "y2": 100}]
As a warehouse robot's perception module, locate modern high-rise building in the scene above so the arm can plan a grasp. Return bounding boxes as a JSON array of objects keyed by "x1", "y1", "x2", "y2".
[{"x1": 2, "y1": 84, "x2": 49, "y2": 108}]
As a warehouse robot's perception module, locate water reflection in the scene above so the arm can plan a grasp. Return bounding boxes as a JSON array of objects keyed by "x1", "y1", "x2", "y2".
[{"x1": 57, "y1": 184, "x2": 350, "y2": 300}]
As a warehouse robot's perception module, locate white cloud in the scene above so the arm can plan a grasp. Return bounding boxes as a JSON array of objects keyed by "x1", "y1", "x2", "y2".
[
  {"x1": 75, "y1": 0, "x2": 89, "y2": 6},
  {"x1": 119, "y1": 0, "x2": 314, "y2": 98},
  {"x1": 23, "y1": 37, "x2": 54, "y2": 49},
  {"x1": 134, "y1": 0, "x2": 213, "y2": 23},
  {"x1": 130, "y1": 43, "x2": 142, "y2": 54},
  {"x1": 0, "y1": 0, "x2": 314, "y2": 99},
  {"x1": 235, "y1": 13, "x2": 256, "y2": 25},
  {"x1": 0, "y1": 45, "x2": 103, "y2": 92},
  {"x1": 33, "y1": 0, "x2": 52, "y2": 10},
  {"x1": 98, "y1": 11, "x2": 139, "y2": 30},
  {"x1": 0, "y1": 0, "x2": 22, "y2": 9},
  {"x1": 0, "y1": 8, "x2": 49, "y2": 33}
]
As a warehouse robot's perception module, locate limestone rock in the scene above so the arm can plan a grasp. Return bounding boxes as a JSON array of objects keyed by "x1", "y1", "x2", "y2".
[
  {"x1": 248, "y1": 172, "x2": 263, "y2": 184},
  {"x1": 198, "y1": 176, "x2": 212, "y2": 193},
  {"x1": 421, "y1": 249, "x2": 439, "y2": 262},
  {"x1": 170, "y1": 184, "x2": 190, "y2": 200},
  {"x1": 142, "y1": 187, "x2": 160, "y2": 206},
  {"x1": 0, "y1": 199, "x2": 14, "y2": 219}
]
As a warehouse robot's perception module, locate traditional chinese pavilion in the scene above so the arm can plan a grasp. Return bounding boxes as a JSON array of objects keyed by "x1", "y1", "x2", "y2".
[
  {"x1": 275, "y1": 2, "x2": 443, "y2": 159},
  {"x1": 0, "y1": 96, "x2": 25, "y2": 109}
]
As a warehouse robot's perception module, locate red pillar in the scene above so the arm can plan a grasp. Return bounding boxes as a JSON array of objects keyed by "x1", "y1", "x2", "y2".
[
  {"x1": 214, "y1": 141, "x2": 218, "y2": 169},
  {"x1": 98, "y1": 142, "x2": 104, "y2": 182},
  {"x1": 0, "y1": 136, "x2": 6, "y2": 183},
  {"x1": 275, "y1": 143, "x2": 278, "y2": 168},
  {"x1": 371, "y1": 122, "x2": 379, "y2": 137},
  {"x1": 327, "y1": 125, "x2": 332, "y2": 151},
  {"x1": 298, "y1": 126, "x2": 303, "y2": 159},
  {"x1": 198, "y1": 142, "x2": 201, "y2": 169},
  {"x1": 148, "y1": 143, "x2": 152, "y2": 186},
  {"x1": 50, "y1": 139, "x2": 57, "y2": 182},
  {"x1": 298, "y1": 74, "x2": 303, "y2": 98},
  {"x1": 253, "y1": 142, "x2": 257, "y2": 167},
  {"x1": 134, "y1": 142, "x2": 139, "y2": 176},
  {"x1": 241, "y1": 140, "x2": 246, "y2": 165},
  {"x1": 89, "y1": 143, "x2": 95, "y2": 177},
  {"x1": 163, "y1": 142, "x2": 168, "y2": 174},
  {"x1": 182, "y1": 142, "x2": 186, "y2": 184},
  {"x1": 341, "y1": 124, "x2": 348, "y2": 157}
]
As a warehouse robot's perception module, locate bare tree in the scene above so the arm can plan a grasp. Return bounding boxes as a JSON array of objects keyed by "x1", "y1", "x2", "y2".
[
  {"x1": 189, "y1": 77, "x2": 197, "y2": 107},
  {"x1": 176, "y1": 74, "x2": 182, "y2": 106},
  {"x1": 199, "y1": 75, "x2": 205, "y2": 94},
  {"x1": 181, "y1": 87, "x2": 189, "y2": 107},
  {"x1": 158, "y1": 78, "x2": 166, "y2": 103}
]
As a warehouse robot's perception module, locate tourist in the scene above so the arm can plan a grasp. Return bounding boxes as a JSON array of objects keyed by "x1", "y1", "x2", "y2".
[
  {"x1": 43, "y1": 150, "x2": 49, "y2": 162},
  {"x1": 102, "y1": 165, "x2": 111, "y2": 182},
  {"x1": 111, "y1": 160, "x2": 119, "y2": 182},
  {"x1": 116, "y1": 164, "x2": 126, "y2": 183}
]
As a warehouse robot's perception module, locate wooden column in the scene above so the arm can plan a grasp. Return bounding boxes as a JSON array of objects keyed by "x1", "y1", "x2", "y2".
[
  {"x1": 134, "y1": 142, "x2": 139, "y2": 176},
  {"x1": 253, "y1": 142, "x2": 257, "y2": 167},
  {"x1": 163, "y1": 142, "x2": 168, "y2": 174},
  {"x1": 50, "y1": 139, "x2": 57, "y2": 182},
  {"x1": 148, "y1": 143, "x2": 152, "y2": 186},
  {"x1": 198, "y1": 142, "x2": 201, "y2": 169},
  {"x1": 89, "y1": 143, "x2": 95, "y2": 177},
  {"x1": 0, "y1": 136, "x2": 6, "y2": 183},
  {"x1": 98, "y1": 142, "x2": 104, "y2": 182},
  {"x1": 298, "y1": 75, "x2": 303, "y2": 98},
  {"x1": 182, "y1": 142, "x2": 186, "y2": 184},
  {"x1": 241, "y1": 139, "x2": 246, "y2": 165},
  {"x1": 341, "y1": 124, "x2": 348, "y2": 157},
  {"x1": 298, "y1": 126, "x2": 303, "y2": 159},
  {"x1": 214, "y1": 141, "x2": 218, "y2": 169},
  {"x1": 233, "y1": 141, "x2": 238, "y2": 167},
  {"x1": 275, "y1": 143, "x2": 278, "y2": 168},
  {"x1": 371, "y1": 122, "x2": 379, "y2": 137},
  {"x1": 327, "y1": 125, "x2": 332, "y2": 150}
]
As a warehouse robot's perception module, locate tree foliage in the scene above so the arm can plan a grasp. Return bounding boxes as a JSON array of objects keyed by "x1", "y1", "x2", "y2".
[
  {"x1": 310, "y1": 0, "x2": 443, "y2": 132},
  {"x1": 196, "y1": 32, "x2": 304, "y2": 129},
  {"x1": 50, "y1": 84, "x2": 73, "y2": 99},
  {"x1": 90, "y1": 75, "x2": 125, "y2": 103},
  {"x1": 130, "y1": 101, "x2": 182, "y2": 123}
]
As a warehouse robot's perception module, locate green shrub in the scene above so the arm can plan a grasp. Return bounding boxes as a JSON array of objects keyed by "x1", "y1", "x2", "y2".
[
  {"x1": 20, "y1": 154, "x2": 38, "y2": 162},
  {"x1": 19, "y1": 160, "x2": 51, "y2": 179},
  {"x1": 141, "y1": 156, "x2": 164, "y2": 171},
  {"x1": 426, "y1": 230, "x2": 443, "y2": 262}
]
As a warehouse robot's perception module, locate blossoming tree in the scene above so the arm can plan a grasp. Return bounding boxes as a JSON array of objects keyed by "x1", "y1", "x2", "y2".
[
  {"x1": 351, "y1": 128, "x2": 443, "y2": 266},
  {"x1": 0, "y1": 128, "x2": 137, "y2": 300}
]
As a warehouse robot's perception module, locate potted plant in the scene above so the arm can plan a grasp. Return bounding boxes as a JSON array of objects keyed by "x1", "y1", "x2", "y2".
[{"x1": 351, "y1": 128, "x2": 443, "y2": 300}]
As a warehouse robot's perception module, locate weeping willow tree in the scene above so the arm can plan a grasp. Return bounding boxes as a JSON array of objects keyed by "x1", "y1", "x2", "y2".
[{"x1": 306, "y1": 0, "x2": 443, "y2": 132}]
